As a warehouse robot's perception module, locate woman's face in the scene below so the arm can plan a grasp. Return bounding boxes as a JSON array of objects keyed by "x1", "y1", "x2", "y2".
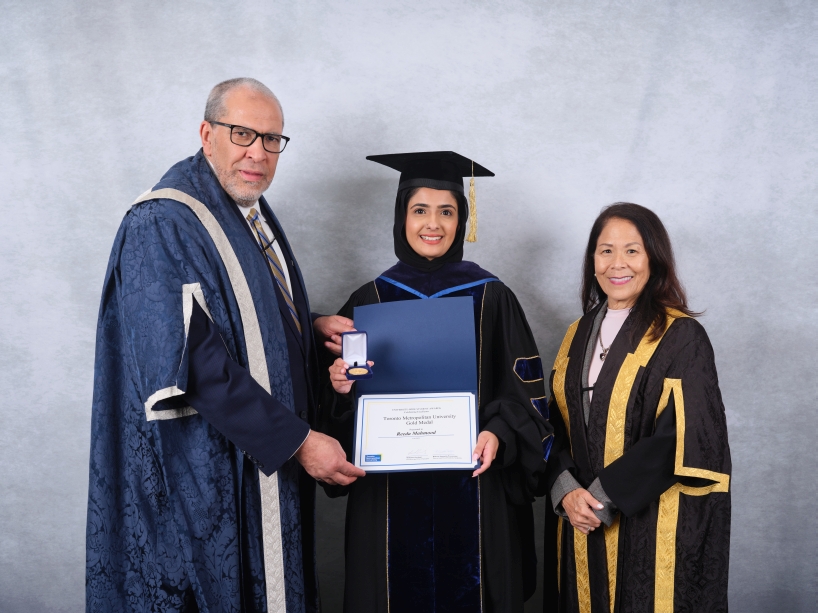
[
  {"x1": 405, "y1": 187, "x2": 459, "y2": 260},
  {"x1": 594, "y1": 217, "x2": 651, "y2": 310}
]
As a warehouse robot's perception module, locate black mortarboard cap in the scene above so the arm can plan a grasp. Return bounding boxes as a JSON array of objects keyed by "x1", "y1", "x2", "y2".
[
  {"x1": 367, "y1": 151, "x2": 493, "y2": 242},
  {"x1": 366, "y1": 151, "x2": 494, "y2": 194}
]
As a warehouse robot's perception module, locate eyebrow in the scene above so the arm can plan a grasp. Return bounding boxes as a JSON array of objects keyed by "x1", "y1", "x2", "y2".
[
  {"x1": 409, "y1": 202, "x2": 457, "y2": 209},
  {"x1": 598, "y1": 242, "x2": 642, "y2": 247}
]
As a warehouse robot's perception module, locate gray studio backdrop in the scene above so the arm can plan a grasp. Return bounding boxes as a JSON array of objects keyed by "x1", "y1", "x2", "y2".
[{"x1": 1, "y1": 1, "x2": 816, "y2": 611}]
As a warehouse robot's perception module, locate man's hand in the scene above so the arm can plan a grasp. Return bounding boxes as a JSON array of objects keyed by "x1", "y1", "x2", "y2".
[
  {"x1": 471, "y1": 431, "x2": 500, "y2": 477},
  {"x1": 562, "y1": 488, "x2": 604, "y2": 534},
  {"x1": 295, "y1": 430, "x2": 366, "y2": 486},
  {"x1": 313, "y1": 315, "x2": 355, "y2": 356}
]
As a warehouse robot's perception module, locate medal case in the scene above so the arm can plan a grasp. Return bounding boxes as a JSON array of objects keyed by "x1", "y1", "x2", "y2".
[{"x1": 342, "y1": 331, "x2": 373, "y2": 380}]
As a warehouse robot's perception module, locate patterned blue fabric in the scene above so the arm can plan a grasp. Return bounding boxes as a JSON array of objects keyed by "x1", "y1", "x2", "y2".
[{"x1": 86, "y1": 150, "x2": 310, "y2": 612}]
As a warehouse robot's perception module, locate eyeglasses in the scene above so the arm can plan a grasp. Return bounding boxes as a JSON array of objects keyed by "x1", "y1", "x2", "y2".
[{"x1": 209, "y1": 121, "x2": 290, "y2": 153}]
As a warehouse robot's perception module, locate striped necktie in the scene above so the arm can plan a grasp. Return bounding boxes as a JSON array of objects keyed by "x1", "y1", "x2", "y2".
[{"x1": 247, "y1": 208, "x2": 302, "y2": 334}]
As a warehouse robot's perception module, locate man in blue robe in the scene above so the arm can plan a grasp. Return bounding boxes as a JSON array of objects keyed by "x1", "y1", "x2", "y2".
[{"x1": 86, "y1": 78, "x2": 364, "y2": 613}]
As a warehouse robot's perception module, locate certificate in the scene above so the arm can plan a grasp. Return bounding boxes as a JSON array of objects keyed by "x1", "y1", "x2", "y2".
[{"x1": 353, "y1": 392, "x2": 478, "y2": 471}]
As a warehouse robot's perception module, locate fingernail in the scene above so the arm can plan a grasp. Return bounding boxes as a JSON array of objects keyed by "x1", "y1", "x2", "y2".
[{"x1": 597, "y1": 504, "x2": 604, "y2": 509}]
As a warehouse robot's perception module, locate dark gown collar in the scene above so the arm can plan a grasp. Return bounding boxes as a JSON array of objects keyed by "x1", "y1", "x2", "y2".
[
  {"x1": 153, "y1": 148, "x2": 222, "y2": 204},
  {"x1": 377, "y1": 260, "x2": 499, "y2": 299}
]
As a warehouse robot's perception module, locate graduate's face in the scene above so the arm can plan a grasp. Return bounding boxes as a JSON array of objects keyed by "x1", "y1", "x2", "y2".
[
  {"x1": 594, "y1": 218, "x2": 651, "y2": 310},
  {"x1": 404, "y1": 188, "x2": 459, "y2": 260},
  {"x1": 200, "y1": 87, "x2": 283, "y2": 206}
]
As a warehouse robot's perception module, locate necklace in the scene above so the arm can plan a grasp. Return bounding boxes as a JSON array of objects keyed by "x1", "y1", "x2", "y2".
[{"x1": 597, "y1": 328, "x2": 611, "y2": 361}]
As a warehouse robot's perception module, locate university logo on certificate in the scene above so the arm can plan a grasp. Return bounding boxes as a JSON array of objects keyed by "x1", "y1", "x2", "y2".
[{"x1": 351, "y1": 297, "x2": 479, "y2": 473}]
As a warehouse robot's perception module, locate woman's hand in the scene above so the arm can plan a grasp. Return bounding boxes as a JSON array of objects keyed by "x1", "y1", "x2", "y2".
[
  {"x1": 562, "y1": 488, "x2": 604, "y2": 534},
  {"x1": 329, "y1": 358, "x2": 374, "y2": 395},
  {"x1": 471, "y1": 431, "x2": 499, "y2": 477},
  {"x1": 313, "y1": 315, "x2": 355, "y2": 356}
]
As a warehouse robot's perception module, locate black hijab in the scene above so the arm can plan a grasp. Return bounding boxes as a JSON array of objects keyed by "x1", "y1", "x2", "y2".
[{"x1": 392, "y1": 186, "x2": 469, "y2": 272}]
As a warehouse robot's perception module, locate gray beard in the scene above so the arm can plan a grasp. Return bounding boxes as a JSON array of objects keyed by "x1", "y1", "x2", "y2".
[{"x1": 212, "y1": 162, "x2": 270, "y2": 207}]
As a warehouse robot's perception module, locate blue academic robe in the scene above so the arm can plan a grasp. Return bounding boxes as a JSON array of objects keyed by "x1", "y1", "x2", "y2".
[{"x1": 86, "y1": 150, "x2": 319, "y2": 613}]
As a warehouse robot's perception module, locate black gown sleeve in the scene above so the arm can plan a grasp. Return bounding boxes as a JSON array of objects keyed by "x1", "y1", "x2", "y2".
[
  {"x1": 543, "y1": 375, "x2": 578, "y2": 494},
  {"x1": 479, "y1": 283, "x2": 553, "y2": 504},
  {"x1": 598, "y1": 325, "x2": 731, "y2": 517},
  {"x1": 158, "y1": 298, "x2": 310, "y2": 477},
  {"x1": 597, "y1": 403, "x2": 678, "y2": 516}
]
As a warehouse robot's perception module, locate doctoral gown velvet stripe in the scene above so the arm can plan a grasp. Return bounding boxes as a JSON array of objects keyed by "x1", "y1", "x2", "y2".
[{"x1": 319, "y1": 261, "x2": 552, "y2": 613}]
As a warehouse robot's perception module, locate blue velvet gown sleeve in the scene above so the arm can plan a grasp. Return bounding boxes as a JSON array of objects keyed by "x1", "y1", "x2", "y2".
[{"x1": 169, "y1": 297, "x2": 310, "y2": 476}]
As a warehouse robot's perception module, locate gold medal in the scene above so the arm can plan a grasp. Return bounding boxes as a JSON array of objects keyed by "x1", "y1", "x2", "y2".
[{"x1": 348, "y1": 367, "x2": 369, "y2": 375}]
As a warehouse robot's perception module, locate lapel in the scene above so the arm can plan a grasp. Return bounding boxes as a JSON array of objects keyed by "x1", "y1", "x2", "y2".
[
  {"x1": 564, "y1": 310, "x2": 596, "y2": 483},
  {"x1": 585, "y1": 311, "x2": 651, "y2": 474}
]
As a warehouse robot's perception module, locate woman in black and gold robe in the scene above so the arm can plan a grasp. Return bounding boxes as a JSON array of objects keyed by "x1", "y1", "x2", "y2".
[
  {"x1": 320, "y1": 152, "x2": 552, "y2": 613},
  {"x1": 543, "y1": 203, "x2": 731, "y2": 613}
]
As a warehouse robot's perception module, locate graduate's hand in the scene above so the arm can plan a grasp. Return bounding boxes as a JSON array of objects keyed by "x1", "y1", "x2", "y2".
[
  {"x1": 313, "y1": 315, "x2": 355, "y2": 355},
  {"x1": 329, "y1": 358, "x2": 374, "y2": 395},
  {"x1": 471, "y1": 431, "x2": 499, "y2": 477},
  {"x1": 295, "y1": 430, "x2": 366, "y2": 486},
  {"x1": 562, "y1": 488, "x2": 603, "y2": 534}
]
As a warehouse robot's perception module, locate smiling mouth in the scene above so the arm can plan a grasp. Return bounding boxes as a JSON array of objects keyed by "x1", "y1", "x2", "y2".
[
  {"x1": 420, "y1": 235, "x2": 443, "y2": 243},
  {"x1": 239, "y1": 170, "x2": 264, "y2": 181},
  {"x1": 608, "y1": 276, "x2": 633, "y2": 286}
]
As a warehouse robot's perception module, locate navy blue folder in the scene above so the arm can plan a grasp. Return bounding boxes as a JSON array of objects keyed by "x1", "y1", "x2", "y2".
[
  {"x1": 352, "y1": 296, "x2": 479, "y2": 472},
  {"x1": 353, "y1": 296, "x2": 477, "y2": 396}
]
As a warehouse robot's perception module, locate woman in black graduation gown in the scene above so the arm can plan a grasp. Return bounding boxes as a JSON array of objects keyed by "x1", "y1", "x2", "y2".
[
  {"x1": 321, "y1": 152, "x2": 552, "y2": 613},
  {"x1": 543, "y1": 203, "x2": 731, "y2": 613}
]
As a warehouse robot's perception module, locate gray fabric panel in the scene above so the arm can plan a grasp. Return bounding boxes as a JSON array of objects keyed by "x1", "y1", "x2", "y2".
[
  {"x1": 581, "y1": 302, "x2": 608, "y2": 425},
  {"x1": 1, "y1": 3, "x2": 816, "y2": 612},
  {"x1": 587, "y1": 477, "x2": 618, "y2": 528},
  {"x1": 550, "y1": 469, "x2": 582, "y2": 517}
]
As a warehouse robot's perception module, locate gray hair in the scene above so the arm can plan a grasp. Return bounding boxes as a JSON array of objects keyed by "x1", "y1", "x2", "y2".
[{"x1": 204, "y1": 77, "x2": 284, "y2": 126}]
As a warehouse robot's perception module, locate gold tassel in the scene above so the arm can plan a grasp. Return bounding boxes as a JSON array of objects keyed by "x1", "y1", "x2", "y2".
[{"x1": 466, "y1": 161, "x2": 477, "y2": 242}]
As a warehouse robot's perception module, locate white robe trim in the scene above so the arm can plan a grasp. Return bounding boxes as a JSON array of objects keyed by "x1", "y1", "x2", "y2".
[{"x1": 132, "y1": 187, "x2": 288, "y2": 613}]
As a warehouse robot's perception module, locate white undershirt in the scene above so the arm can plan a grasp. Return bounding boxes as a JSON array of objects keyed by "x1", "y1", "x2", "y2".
[
  {"x1": 588, "y1": 307, "x2": 631, "y2": 401},
  {"x1": 205, "y1": 156, "x2": 293, "y2": 291}
]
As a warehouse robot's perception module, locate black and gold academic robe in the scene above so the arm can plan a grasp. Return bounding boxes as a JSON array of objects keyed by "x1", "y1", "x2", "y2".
[
  {"x1": 320, "y1": 261, "x2": 552, "y2": 613},
  {"x1": 543, "y1": 305, "x2": 731, "y2": 613}
]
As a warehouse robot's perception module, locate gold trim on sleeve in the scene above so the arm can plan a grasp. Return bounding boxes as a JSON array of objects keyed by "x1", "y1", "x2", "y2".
[{"x1": 653, "y1": 378, "x2": 730, "y2": 612}]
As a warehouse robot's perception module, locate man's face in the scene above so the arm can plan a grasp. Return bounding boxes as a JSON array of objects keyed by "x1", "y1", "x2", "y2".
[{"x1": 200, "y1": 87, "x2": 284, "y2": 206}]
